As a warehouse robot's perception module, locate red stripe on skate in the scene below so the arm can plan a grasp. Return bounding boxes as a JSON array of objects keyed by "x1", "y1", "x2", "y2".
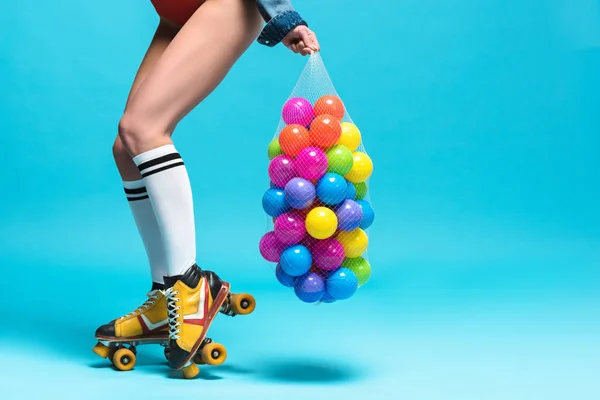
[{"x1": 138, "y1": 315, "x2": 149, "y2": 334}]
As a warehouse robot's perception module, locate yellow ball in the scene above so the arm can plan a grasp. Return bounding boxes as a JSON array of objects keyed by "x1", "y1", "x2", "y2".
[
  {"x1": 337, "y1": 122, "x2": 362, "y2": 151},
  {"x1": 336, "y1": 228, "x2": 369, "y2": 258},
  {"x1": 306, "y1": 207, "x2": 338, "y2": 239},
  {"x1": 344, "y1": 152, "x2": 373, "y2": 183}
]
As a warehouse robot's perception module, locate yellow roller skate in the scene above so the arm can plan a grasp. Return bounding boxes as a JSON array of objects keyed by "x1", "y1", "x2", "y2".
[
  {"x1": 92, "y1": 288, "x2": 171, "y2": 371},
  {"x1": 163, "y1": 265, "x2": 256, "y2": 379}
]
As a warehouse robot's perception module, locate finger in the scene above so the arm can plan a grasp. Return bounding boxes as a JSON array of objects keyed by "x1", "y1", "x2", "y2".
[{"x1": 299, "y1": 29, "x2": 319, "y2": 51}]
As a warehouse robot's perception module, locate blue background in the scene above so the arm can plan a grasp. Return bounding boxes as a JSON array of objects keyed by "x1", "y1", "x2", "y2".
[{"x1": 1, "y1": 0, "x2": 599, "y2": 399}]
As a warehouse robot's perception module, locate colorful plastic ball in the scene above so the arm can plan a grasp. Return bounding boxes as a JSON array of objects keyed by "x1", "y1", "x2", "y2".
[
  {"x1": 275, "y1": 263, "x2": 296, "y2": 287},
  {"x1": 294, "y1": 272, "x2": 325, "y2": 303},
  {"x1": 314, "y1": 95, "x2": 345, "y2": 120},
  {"x1": 284, "y1": 178, "x2": 316, "y2": 209},
  {"x1": 312, "y1": 238, "x2": 345, "y2": 271},
  {"x1": 342, "y1": 257, "x2": 371, "y2": 287},
  {"x1": 316, "y1": 173, "x2": 348, "y2": 206},
  {"x1": 326, "y1": 268, "x2": 358, "y2": 300},
  {"x1": 305, "y1": 207, "x2": 338, "y2": 239},
  {"x1": 345, "y1": 152, "x2": 373, "y2": 183},
  {"x1": 279, "y1": 124, "x2": 311, "y2": 157},
  {"x1": 335, "y1": 199, "x2": 363, "y2": 231},
  {"x1": 309, "y1": 114, "x2": 342, "y2": 148},
  {"x1": 354, "y1": 182, "x2": 368, "y2": 200},
  {"x1": 337, "y1": 122, "x2": 362, "y2": 152},
  {"x1": 346, "y1": 181, "x2": 357, "y2": 200},
  {"x1": 326, "y1": 145, "x2": 354, "y2": 176},
  {"x1": 357, "y1": 200, "x2": 375, "y2": 230},
  {"x1": 282, "y1": 97, "x2": 315, "y2": 126},
  {"x1": 262, "y1": 188, "x2": 291, "y2": 217},
  {"x1": 259, "y1": 231, "x2": 288, "y2": 262},
  {"x1": 280, "y1": 244, "x2": 312, "y2": 276},
  {"x1": 321, "y1": 292, "x2": 337, "y2": 303},
  {"x1": 274, "y1": 211, "x2": 306, "y2": 245},
  {"x1": 336, "y1": 228, "x2": 368, "y2": 258},
  {"x1": 268, "y1": 138, "x2": 283, "y2": 160},
  {"x1": 268, "y1": 155, "x2": 296, "y2": 188},
  {"x1": 296, "y1": 146, "x2": 328, "y2": 181}
]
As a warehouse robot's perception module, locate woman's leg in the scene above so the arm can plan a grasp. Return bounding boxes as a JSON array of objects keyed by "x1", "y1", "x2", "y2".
[
  {"x1": 118, "y1": 0, "x2": 263, "y2": 280},
  {"x1": 113, "y1": 19, "x2": 180, "y2": 181},
  {"x1": 114, "y1": 19, "x2": 180, "y2": 289}
]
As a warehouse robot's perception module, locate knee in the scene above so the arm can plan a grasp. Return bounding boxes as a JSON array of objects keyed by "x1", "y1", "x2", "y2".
[{"x1": 117, "y1": 111, "x2": 171, "y2": 156}]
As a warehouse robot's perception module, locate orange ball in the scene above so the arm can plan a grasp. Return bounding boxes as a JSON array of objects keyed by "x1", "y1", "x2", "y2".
[
  {"x1": 314, "y1": 95, "x2": 345, "y2": 120},
  {"x1": 278, "y1": 124, "x2": 311, "y2": 156},
  {"x1": 309, "y1": 114, "x2": 342, "y2": 148}
]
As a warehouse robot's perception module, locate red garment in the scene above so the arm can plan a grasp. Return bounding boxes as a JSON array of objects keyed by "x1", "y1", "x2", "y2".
[{"x1": 150, "y1": 0, "x2": 207, "y2": 26}]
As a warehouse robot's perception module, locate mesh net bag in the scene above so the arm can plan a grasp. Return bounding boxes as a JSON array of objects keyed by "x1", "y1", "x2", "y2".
[{"x1": 259, "y1": 53, "x2": 374, "y2": 304}]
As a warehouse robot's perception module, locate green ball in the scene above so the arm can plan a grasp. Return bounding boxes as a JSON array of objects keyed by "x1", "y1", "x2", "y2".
[
  {"x1": 326, "y1": 145, "x2": 353, "y2": 175},
  {"x1": 354, "y1": 182, "x2": 368, "y2": 200},
  {"x1": 268, "y1": 138, "x2": 283, "y2": 160},
  {"x1": 342, "y1": 257, "x2": 371, "y2": 287}
]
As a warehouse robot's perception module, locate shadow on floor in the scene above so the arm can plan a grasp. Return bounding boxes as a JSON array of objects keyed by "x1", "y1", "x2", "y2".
[{"x1": 256, "y1": 357, "x2": 365, "y2": 384}]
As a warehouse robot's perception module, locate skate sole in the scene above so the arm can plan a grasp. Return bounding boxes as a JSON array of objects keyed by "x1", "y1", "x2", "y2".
[{"x1": 172, "y1": 281, "x2": 231, "y2": 370}]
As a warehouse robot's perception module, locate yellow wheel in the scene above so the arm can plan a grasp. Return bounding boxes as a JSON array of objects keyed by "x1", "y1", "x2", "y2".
[
  {"x1": 92, "y1": 342, "x2": 111, "y2": 359},
  {"x1": 200, "y1": 342, "x2": 227, "y2": 366},
  {"x1": 181, "y1": 363, "x2": 200, "y2": 379},
  {"x1": 112, "y1": 348, "x2": 136, "y2": 371},
  {"x1": 229, "y1": 293, "x2": 256, "y2": 315}
]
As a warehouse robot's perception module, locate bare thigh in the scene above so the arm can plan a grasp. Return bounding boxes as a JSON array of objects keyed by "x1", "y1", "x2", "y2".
[
  {"x1": 118, "y1": 0, "x2": 264, "y2": 157},
  {"x1": 113, "y1": 19, "x2": 180, "y2": 181}
]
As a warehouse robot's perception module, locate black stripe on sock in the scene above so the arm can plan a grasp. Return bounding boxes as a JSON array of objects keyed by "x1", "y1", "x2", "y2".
[
  {"x1": 127, "y1": 195, "x2": 150, "y2": 201},
  {"x1": 124, "y1": 186, "x2": 147, "y2": 195},
  {"x1": 141, "y1": 161, "x2": 184, "y2": 178},
  {"x1": 137, "y1": 153, "x2": 181, "y2": 174}
]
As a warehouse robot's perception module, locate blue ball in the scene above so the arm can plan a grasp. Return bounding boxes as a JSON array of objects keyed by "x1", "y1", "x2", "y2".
[
  {"x1": 321, "y1": 292, "x2": 337, "y2": 303},
  {"x1": 262, "y1": 188, "x2": 291, "y2": 217},
  {"x1": 284, "y1": 178, "x2": 316, "y2": 209},
  {"x1": 345, "y1": 180, "x2": 357, "y2": 200},
  {"x1": 275, "y1": 263, "x2": 296, "y2": 287},
  {"x1": 280, "y1": 245, "x2": 312, "y2": 276},
  {"x1": 326, "y1": 267, "x2": 358, "y2": 300},
  {"x1": 316, "y1": 173, "x2": 348, "y2": 206},
  {"x1": 357, "y1": 200, "x2": 375, "y2": 229},
  {"x1": 294, "y1": 272, "x2": 325, "y2": 303}
]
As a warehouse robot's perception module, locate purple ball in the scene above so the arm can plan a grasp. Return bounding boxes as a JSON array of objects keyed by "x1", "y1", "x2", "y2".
[
  {"x1": 274, "y1": 211, "x2": 307, "y2": 245},
  {"x1": 294, "y1": 272, "x2": 325, "y2": 303},
  {"x1": 296, "y1": 146, "x2": 328, "y2": 181},
  {"x1": 268, "y1": 155, "x2": 296, "y2": 188},
  {"x1": 282, "y1": 97, "x2": 315, "y2": 126},
  {"x1": 259, "y1": 231, "x2": 287, "y2": 262},
  {"x1": 284, "y1": 177, "x2": 316, "y2": 209},
  {"x1": 312, "y1": 238, "x2": 345, "y2": 271},
  {"x1": 336, "y1": 199, "x2": 364, "y2": 231}
]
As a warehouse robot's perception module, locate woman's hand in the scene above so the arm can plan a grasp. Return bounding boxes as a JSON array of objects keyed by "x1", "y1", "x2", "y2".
[{"x1": 282, "y1": 25, "x2": 320, "y2": 56}]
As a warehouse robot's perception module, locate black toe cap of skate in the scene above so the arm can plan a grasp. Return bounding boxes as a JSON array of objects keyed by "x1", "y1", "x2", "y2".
[
  {"x1": 167, "y1": 341, "x2": 190, "y2": 369},
  {"x1": 95, "y1": 322, "x2": 115, "y2": 338}
]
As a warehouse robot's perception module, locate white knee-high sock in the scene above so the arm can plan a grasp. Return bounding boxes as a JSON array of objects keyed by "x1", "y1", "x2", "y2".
[
  {"x1": 123, "y1": 179, "x2": 167, "y2": 288},
  {"x1": 133, "y1": 144, "x2": 196, "y2": 277}
]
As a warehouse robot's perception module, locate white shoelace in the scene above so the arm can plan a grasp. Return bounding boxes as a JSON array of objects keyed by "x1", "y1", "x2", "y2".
[
  {"x1": 164, "y1": 288, "x2": 182, "y2": 340},
  {"x1": 119, "y1": 290, "x2": 161, "y2": 320}
]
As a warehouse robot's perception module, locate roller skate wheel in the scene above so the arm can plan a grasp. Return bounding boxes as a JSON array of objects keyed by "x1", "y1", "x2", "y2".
[
  {"x1": 201, "y1": 342, "x2": 227, "y2": 366},
  {"x1": 112, "y1": 348, "x2": 136, "y2": 371},
  {"x1": 230, "y1": 293, "x2": 256, "y2": 315},
  {"x1": 181, "y1": 363, "x2": 200, "y2": 379},
  {"x1": 92, "y1": 342, "x2": 111, "y2": 359}
]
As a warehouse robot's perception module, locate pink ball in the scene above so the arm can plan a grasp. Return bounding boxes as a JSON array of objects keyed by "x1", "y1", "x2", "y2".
[
  {"x1": 296, "y1": 146, "x2": 328, "y2": 181},
  {"x1": 282, "y1": 97, "x2": 315, "y2": 126},
  {"x1": 268, "y1": 155, "x2": 296, "y2": 188},
  {"x1": 312, "y1": 238, "x2": 345, "y2": 271},
  {"x1": 274, "y1": 211, "x2": 307, "y2": 245},
  {"x1": 259, "y1": 231, "x2": 287, "y2": 262}
]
